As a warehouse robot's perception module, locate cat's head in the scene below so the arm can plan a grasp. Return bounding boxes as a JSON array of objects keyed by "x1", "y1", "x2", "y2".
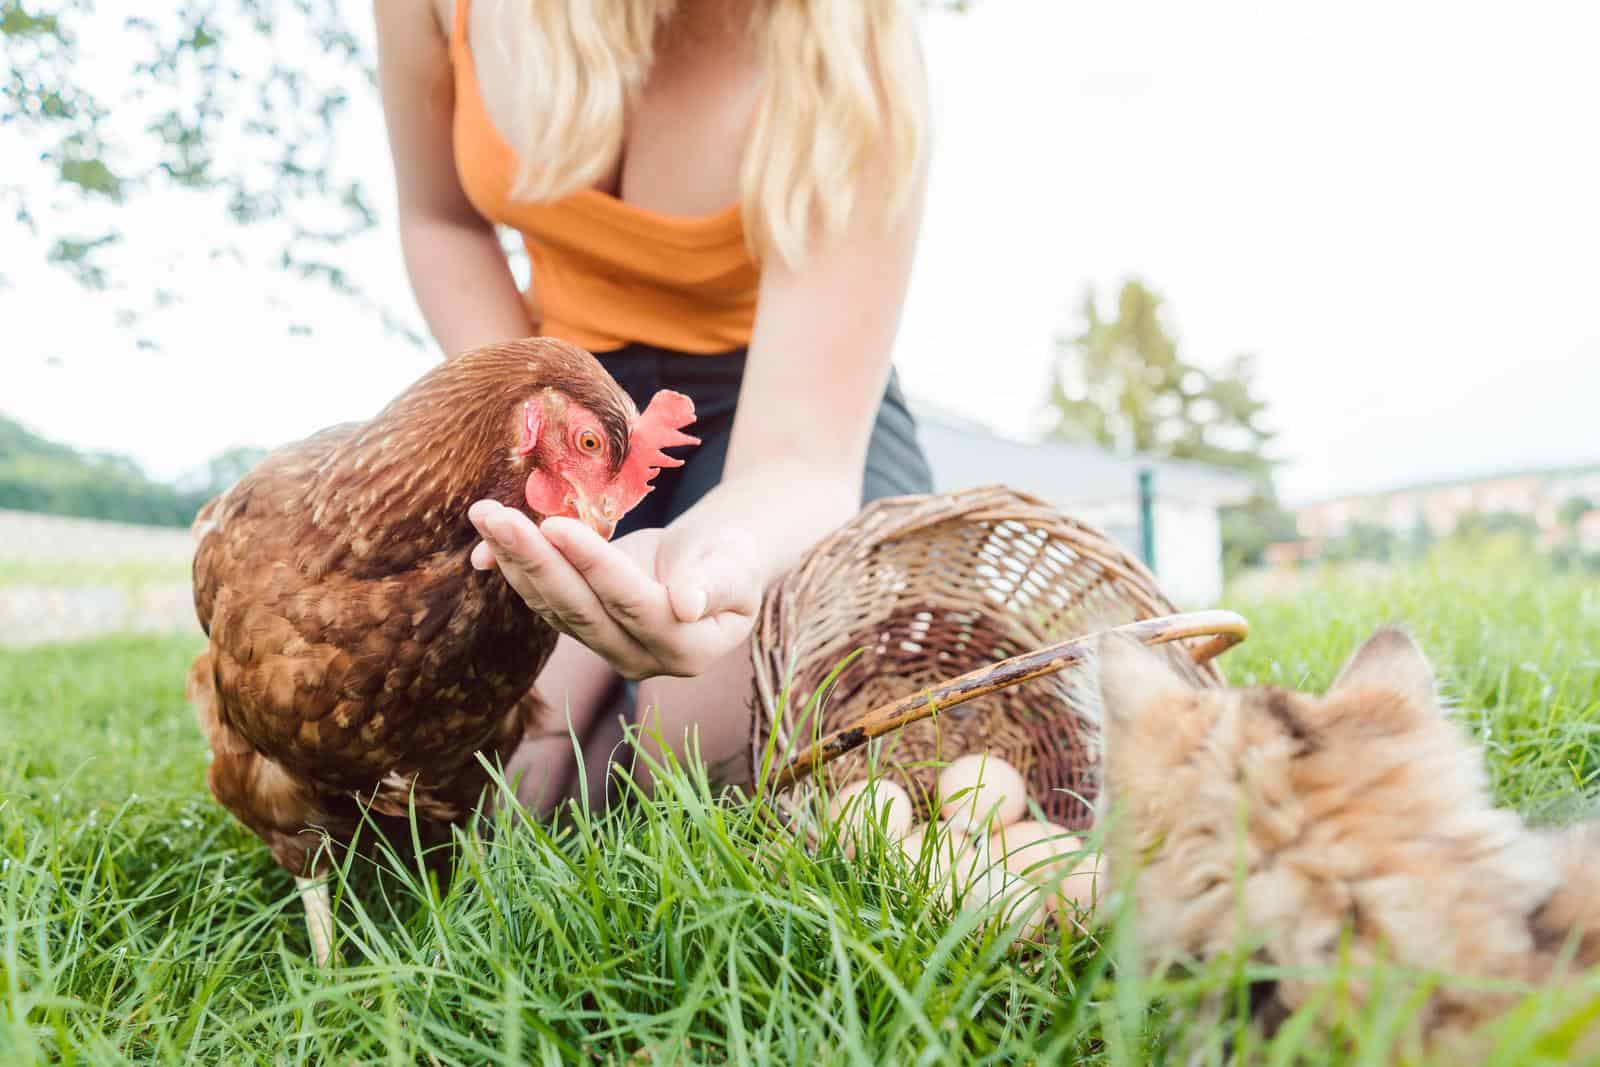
[
  {"x1": 1091, "y1": 628, "x2": 1572, "y2": 1045},
  {"x1": 1088, "y1": 627, "x2": 1533, "y2": 958},
  {"x1": 1093, "y1": 625, "x2": 1449, "y2": 840}
]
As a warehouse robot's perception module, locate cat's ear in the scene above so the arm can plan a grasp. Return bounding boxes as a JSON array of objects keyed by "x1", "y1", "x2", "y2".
[
  {"x1": 1329, "y1": 626, "x2": 1438, "y2": 709},
  {"x1": 1095, "y1": 633, "x2": 1195, "y2": 726}
]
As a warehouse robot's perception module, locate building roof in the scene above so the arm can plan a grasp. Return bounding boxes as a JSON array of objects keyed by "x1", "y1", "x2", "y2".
[
  {"x1": 910, "y1": 407, "x2": 1257, "y2": 509},
  {"x1": 1291, "y1": 462, "x2": 1600, "y2": 510}
]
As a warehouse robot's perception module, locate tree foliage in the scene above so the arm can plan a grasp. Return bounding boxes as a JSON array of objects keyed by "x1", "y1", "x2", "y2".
[
  {"x1": 1451, "y1": 510, "x2": 1541, "y2": 545},
  {"x1": 1309, "y1": 509, "x2": 1600, "y2": 574},
  {"x1": 0, "y1": 0, "x2": 409, "y2": 340},
  {"x1": 1045, "y1": 279, "x2": 1276, "y2": 481},
  {"x1": 1319, "y1": 520, "x2": 1401, "y2": 565},
  {"x1": 196, "y1": 445, "x2": 270, "y2": 496},
  {"x1": 3, "y1": 0, "x2": 974, "y2": 344},
  {"x1": 1045, "y1": 279, "x2": 1294, "y2": 570},
  {"x1": 1220, "y1": 498, "x2": 1300, "y2": 576},
  {"x1": 1558, "y1": 496, "x2": 1594, "y2": 529},
  {"x1": 0, "y1": 412, "x2": 256, "y2": 526}
]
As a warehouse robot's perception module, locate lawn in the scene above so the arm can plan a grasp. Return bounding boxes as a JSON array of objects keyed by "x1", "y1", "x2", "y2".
[
  {"x1": 2, "y1": 546, "x2": 1598, "y2": 1064},
  {"x1": 0, "y1": 559, "x2": 191, "y2": 591}
]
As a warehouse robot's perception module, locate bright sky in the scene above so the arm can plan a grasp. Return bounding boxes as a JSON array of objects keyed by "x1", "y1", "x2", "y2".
[{"x1": 4, "y1": 0, "x2": 1597, "y2": 503}]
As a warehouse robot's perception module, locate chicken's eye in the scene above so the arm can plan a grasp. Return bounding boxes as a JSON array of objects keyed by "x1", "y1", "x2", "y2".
[{"x1": 576, "y1": 429, "x2": 602, "y2": 455}]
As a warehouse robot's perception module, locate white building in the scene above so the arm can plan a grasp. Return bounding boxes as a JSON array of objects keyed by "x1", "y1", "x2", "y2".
[{"x1": 912, "y1": 411, "x2": 1255, "y2": 608}]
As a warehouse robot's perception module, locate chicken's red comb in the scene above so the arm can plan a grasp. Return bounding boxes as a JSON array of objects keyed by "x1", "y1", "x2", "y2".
[{"x1": 617, "y1": 389, "x2": 700, "y2": 509}]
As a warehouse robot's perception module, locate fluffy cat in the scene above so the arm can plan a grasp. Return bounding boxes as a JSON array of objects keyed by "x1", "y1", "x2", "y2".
[{"x1": 1091, "y1": 627, "x2": 1600, "y2": 1054}]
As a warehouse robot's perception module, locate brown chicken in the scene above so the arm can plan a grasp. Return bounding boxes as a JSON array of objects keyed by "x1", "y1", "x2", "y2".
[{"x1": 185, "y1": 338, "x2": 697, "y2": 963}]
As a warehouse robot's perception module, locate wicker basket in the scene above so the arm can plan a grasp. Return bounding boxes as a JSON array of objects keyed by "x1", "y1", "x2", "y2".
[{"x1": 749, "y1": 485, "x2": 1247, "y2": 830}]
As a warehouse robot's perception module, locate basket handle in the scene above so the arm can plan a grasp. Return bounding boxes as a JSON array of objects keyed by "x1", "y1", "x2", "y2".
[{"x1": 765, "y1": 609, "x2": 1248, "y2": 793}]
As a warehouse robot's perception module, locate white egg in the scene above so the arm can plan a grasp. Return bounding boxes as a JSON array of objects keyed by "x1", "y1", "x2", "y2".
[
  {"x1": 900, "y1": 821, "x2": 987, "y2": 905},
  {"x1": 946, "y1": 824, "x2": 999, "y2": 899},
  {"x1": 827, "y1": 778, "x2": 913, "y2": 855},
  {"x1": 952, "y1": 857, "x2": 1002, "y2": 912},
  {"x1": 901, "y1": 817, "x2": 1057, "y2": 947},
  {"x1": 992, "y1": 819, "x2": 1082, "y2": 887},
  {"x1": 937, "y1": 753, "x2": 1028, "y2": 833},
  {"x1": 898, "y1": 823, "x2": 946, "y2": 873},
  {"x1": 960, "y1": 866, "x2": 1051, "y2": 944},
  {"x1": 1047, "y1": 852, "x2": 1102, "y2": 918},
  {"x1": 897, "y1": 823, "x2": 927, "y2": 864}
]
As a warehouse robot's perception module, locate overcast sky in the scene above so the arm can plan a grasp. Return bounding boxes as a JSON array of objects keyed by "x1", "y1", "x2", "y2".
[{"x1": 4, "y1": 0, "x2": 1597, "y2": 503}]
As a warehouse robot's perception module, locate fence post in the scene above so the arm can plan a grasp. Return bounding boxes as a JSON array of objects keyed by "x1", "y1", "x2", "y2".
[{"x1": 1138, "y1": 467, "x2": 1156, "y2": 572}]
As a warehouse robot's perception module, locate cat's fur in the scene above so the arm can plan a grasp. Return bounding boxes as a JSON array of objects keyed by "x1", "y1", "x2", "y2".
[{"x1": 1091, "y1": 627, "x2": 1600, "y2": 1052}]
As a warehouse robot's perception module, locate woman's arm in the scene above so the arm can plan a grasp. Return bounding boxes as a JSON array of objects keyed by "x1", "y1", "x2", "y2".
[
  {"x1": 375, "y1": 0, "x2": 534, "y2": 356},
  {"x1": 467, "y1": 128, "x2": 930, "y2": 679},
  {"x1": 671, "y1": 150, "x2": 929, "y2": 587}
]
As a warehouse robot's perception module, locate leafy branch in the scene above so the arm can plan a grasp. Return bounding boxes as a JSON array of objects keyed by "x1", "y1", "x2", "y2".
[{"x1": 1, "y1": 0, "x2": 404, "y2": 340}]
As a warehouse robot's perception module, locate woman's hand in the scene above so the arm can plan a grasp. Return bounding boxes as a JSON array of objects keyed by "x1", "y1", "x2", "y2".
[{"x1": 467, "y1": 500, "x2": 762, "y2": 680}]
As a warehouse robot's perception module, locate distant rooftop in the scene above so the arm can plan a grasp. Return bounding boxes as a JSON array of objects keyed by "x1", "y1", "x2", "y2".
[
  {"x1": 909, "y1": 404, "x2": 1256, "y2": 508},
  {"x1": 1294, "y1": 462, "x2": 1600, "y2": 509}
]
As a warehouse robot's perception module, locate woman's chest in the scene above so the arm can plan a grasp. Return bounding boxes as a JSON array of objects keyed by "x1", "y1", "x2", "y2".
[{"x1": 446, "y1": 0, "x2": 761, "y2": 216}]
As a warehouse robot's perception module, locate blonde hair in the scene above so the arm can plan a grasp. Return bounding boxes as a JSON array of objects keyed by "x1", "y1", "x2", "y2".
[{"x1": 496, "y1": 0, "x2": 927, "y2": 267}]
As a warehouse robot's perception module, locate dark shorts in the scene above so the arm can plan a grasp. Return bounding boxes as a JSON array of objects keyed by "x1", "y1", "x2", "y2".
[{"x1": 596, "y1": 343, "x2": 934, "y2": 538}]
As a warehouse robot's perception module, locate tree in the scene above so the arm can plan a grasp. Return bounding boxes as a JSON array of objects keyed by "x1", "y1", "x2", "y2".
[
  {"x1": 1407, "y1": 514, "x2": 1436, "y2": 559},
  {"x1": 1558, "y1": 496, "x2": 1594, "y2": 530},
  {"x1": 4, "y1": 0, "x2": 974, "y2": 348},
  {"x1": 1045, "y1": 278, "x2": 1291, "y2": 569},
  {"x1": 1045, "y1": 280, "x2": 1275, "y2": 481},
  {"x1": 0, "y1": 412, "x2": 211, "y2": 525},
  {"x1": 1220, "y1": 497, "x2": 1300, "y2": 575},
  {"x1": 1321, "y1": 521, "x2": 1399, "y2": 564},
  {"x1": 1551, "y1": 496, "x2": 1595, "y2": 572},
  {"x1": 1, "y1": 0, "x2": 415, "y2": 345},
  {"x1": 197, "y1": 445, "x2": 270, "y2": 497},
  {"x1": 1451, "y1": 510, "x2": 1540, "y2": 546}
]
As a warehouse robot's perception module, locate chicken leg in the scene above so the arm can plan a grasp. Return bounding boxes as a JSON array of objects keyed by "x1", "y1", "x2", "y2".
[{"x1": 297, "y1": 876, "x2": 334, "y2": 967}]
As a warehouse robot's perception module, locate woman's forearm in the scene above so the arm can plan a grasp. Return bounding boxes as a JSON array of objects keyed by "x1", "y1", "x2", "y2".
[
  {"x1": 672, "y1": 463, "x2": 859, "y2": 588},
  {"x1": 401, "y1": 215, "x2": 536, "y2": 357}
]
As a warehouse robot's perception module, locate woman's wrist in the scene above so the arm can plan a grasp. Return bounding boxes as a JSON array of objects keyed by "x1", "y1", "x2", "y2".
[{"x1": 672, "y1": 464, "x2": 858, "y2": 587}]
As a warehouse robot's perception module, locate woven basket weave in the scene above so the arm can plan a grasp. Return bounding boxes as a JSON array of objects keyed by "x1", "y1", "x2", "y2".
[{"x1": 749, "y1": 485, "x2": 1246, "y2": 830}]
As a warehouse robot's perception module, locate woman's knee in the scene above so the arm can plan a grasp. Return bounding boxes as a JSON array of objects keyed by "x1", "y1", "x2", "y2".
[
  {"x1": 534, "y1": 635, "x2": 620, "y2": 733},
  {"x1": 631, "y1": 650, "x2": 757, "y2": 791}
]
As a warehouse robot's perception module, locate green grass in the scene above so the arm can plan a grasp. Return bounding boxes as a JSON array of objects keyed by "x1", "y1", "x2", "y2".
[
  {"x1": 0, "y1": 558, "x2": 191, "y2": 591},
  {"x1": 2, "y1": 551, "x2": 1598, "y2": 1064}
]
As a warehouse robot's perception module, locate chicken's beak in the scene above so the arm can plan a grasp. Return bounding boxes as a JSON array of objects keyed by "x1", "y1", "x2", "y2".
[{"x1": 568, "y1": 485, "x2": 619, "y2": 541}]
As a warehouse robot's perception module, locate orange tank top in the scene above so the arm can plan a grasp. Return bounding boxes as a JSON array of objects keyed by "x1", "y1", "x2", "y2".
[{"x1": 448, "y1": 0, "x2": 760, "y2": 354}]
